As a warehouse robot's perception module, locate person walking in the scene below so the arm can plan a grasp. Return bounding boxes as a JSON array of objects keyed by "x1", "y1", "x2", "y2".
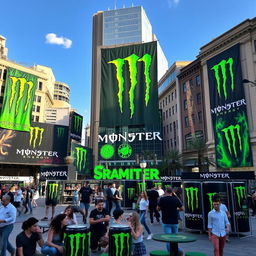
[
  {"x1": 104, "y1": 183, "x2": 114, "y2": 214},
  {"x1": 32, "y1": 186, "x2": 39, "y2": 208},
  {"x1": 208, "y1": 197, "x2": 230, "y2": 256},
  {"x1": 72, "y1": 186, "x2": 79, "y2": 206},
  {"x1": 0, "y1": 195, "x2": 16, "y2": 256},
  {"x1": 13, "y1": 185, "x2": 23, "y2": 216},
  {"x1": 251, "y1": 189, "x2": 256, "y2": 216},
  {"x1": 79, "y1": 181, "x2": 93, "y2": 224},
  {"x1": 157, "y1": 187, "x2": 184, "y2": 255},
  {"x1": 138, "y1": 191, "x2": 152, "y2": 240},
  {"x1": 147, "y1": 186, "x2": 160, "y2": 224},
  {"x1": 24, "y1": 186, "x2": 33, "y2": 214},
  {"x1": 113, "y1": 185, "x2": 122, "y2": 211}
]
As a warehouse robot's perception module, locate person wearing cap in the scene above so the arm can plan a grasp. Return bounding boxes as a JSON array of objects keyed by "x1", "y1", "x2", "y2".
[{"x1": 16, "y1": 217, "x2": 44, "y2": 256}]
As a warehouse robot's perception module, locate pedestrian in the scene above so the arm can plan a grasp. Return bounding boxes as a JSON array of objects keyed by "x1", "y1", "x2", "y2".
[
  {"x1": 157, "y1": 187, "x2": 184, "y2": 255},
  {"x1": 147, "y1": 186, "x2": 160, "y2": 224},
  {"x1": 156, "y1": 185, "x2": 164, "y2": 197},
  {"x1": 104, "y1": 183, "x2": 114, "y2": 214},
  {"x1": 32, "y1": 186, "x2": 39, "y2": 208},
  {"x1": 113, "y1": 185, "x2": 123, "y2": 211},
  {"x1": 13, "y1": 185, "x2": 23, "y2": 216},
  {"x1": 137, "y1": 191, "x2": 152, "y2": 240},
  {"x1": 251, "y1": 189, "x2": 256, "y2": 216},
  {"x1": 41, "y1": 214, "x2": 68, "y2": 256},
  {"x1": 64, "y1": 205, "x2": 77, "y2": 225},
  {"x1": 208, "y1": 197, "x2": 230, "y2": 256},
  {"x1": 79, "y1": 181, "x2": 93, "y2": 224},
  {"x1": 0, "y1": 194, "x2": 16, "y2": 256},
  {"x1": 127, "y1": 212, "x2": 147, "y2": 256},
  {"x1": 72, "y1": 186, "x2": 79, "y2": 206},
  {"x1": 1, "y1": 186, "x2": 14, "y2": 204},
  {"x1": 89, "y1": 199, "x2": 110, "y2": 253},
  {"x1": 16, "y1": 217, "x2": 44, "y2": 256},
  {"x1": 95, "y1": 186, "x2": 105, "y2": 204},
  {"x1": 24, "y1": 186, "x2": 33, "y2": 214}
]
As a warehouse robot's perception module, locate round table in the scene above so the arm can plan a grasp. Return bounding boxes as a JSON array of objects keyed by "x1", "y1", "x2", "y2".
[{"x1": 152, "y1": 233, "x2": 197, "y2": 256}]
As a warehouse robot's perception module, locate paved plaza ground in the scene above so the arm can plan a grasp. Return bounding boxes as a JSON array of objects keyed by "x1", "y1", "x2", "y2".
[{"x1": 8, "y1": 198, "x2": 256, "y2": 256}]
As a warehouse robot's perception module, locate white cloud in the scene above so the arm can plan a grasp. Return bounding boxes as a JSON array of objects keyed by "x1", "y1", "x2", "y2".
[
  {"x1": 45, "y1": 33, "x2": 72, "y2": 49},
  {"x1": 167, "y1": 0, "x2": 180, "y2": 8}
]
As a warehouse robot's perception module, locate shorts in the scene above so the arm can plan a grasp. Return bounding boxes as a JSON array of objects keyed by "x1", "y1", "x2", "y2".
[
  {"x1": 13, "y1": 202, "x2": 21, "y2": 208},
  {"x1": 45, "y1": 199, "x2": 58, "y2": 206},
  {"x1": 80, "y1": 202, "x2": 90, "y2": 210}
]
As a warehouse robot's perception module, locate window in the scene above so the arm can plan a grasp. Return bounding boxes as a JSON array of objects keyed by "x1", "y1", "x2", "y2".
[
  {"x1": 170, "y1": 139, "x2": 173, "y2": 148},
  {"x1": 174, "y1": 139, "x2": 177, "y2": 147},
  {"x1": 169, "y1": 108, "x2": 171, "y2": 116},
  {"x1": 36, "y1": 116, "x2": 39, "y2": 122},
  {"x1": 165, "y1": 97, "x2": 168, "y2": 105},
  {"x1": 170, "y1": 123, "x2": 172, "y2": 132},
  {"x1": 254, "y1": 40, "x2": 256, "y2": 52},
  {"x1": 198, "y1": 111, "x2": 202, "y2": 123},
  {"x1": 38, "y1": 82, "x2": 43, "y2": 91},
  {"x1": 32, "y1": 115, "x2": 34, "y2": 121},
  {"x1": 166, "y1": 125, "x2": 169, "y2": 134},
  {"x1": 36, "y1": 106, "x2": 40, "y2": 112},
  {"x1": 175, "y1": 104, "x2": 177, "y2": 113},
  {"x1": 1, "y1": 86, "x2": 5, "y2": 94},
  {"x1": 174, "y1": 89, "x2": 177, "y2": 98},
  {"x1": 163, "y1": 100, "x2": 165, "y2": 107},
  {"x1": 189, "y1": 79, "x2": 193, "y2": 89},
  {"x1": 192, "y1": 114, "x2": 195, "y2": 123},
  {"x1": 163, "y1": 110, "x2": 165, "y2": 121},
  {"x1": 184, "y1": 100, "x2": 188, "y2": 110},
  {"x1": 0, "y1": 69, "x2": 2, "y2": 80},
  {"x1": 185, "y1": 133, "x2": 192, "y2": 148},
  {"x1": 183, "y1": 82, "x2": 187, "y2": 93},
  {"x1": 168, "y1": 95, "x2": 171, "y2": 103},
  {"x1": 32, "y1": 105, "x2": 35, "y2": 112},
  {"x1": 167, "y1": 140, "x2": 169, "y2": 149},
  {"x1": 196, "y1": 75, "x2": 201, "y2": 86},
  {"x1": 160, "y1": 102, "x2": 162, "y2": 109},
  {"x1": 163, "y1": 126, "x2": 165, "y2": 135},
  {"x1": 185, "y1": 116, "x2": 189, "y2": 127},
  {"x1": 3, "y1": 70, "x2": 7, "y2": 80},
  {"x1": 172, "y1": 106, "x2": 175, "y2": 115},
  {"x1": 197, "y1": 93, "x2": 202, "y2": 104},
  {"x1": 37, "y1": 96, "x2": 41, "y2": 103},
  {"x1": 171, "y1": 92, "x2": 174, "y2": 101},
  {"x1": 166, "y1": 110, "x2": 168, "y2": 119}
]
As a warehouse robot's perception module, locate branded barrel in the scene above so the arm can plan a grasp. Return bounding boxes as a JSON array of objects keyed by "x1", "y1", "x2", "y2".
[
  {"x1": 46, "y1": 181, "x2": 60, "y2": 205},
  {"x1": 109, "y1": 224, "x2": 131, "y2": 256},
  {"x1": 64, "y1": 225, "x2": 90, "y2": 256}
]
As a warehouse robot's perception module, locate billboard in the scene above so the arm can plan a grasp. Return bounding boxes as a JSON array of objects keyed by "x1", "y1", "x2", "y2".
[
  {"x1": 207, "y1": 44, "x2": 253, "y2": 168},
  {"x1": 0, "y1": 122, "x2": 68, "y2": 165},
  {"x1": 99, "y1": 42, "x2": 162, "y2": 163},
  {"x1": 40, "y1": 166, "x2": 68, "y2": 180},
  {"x1": 70, "y1": 112, "x2": 83, "y2": 142},
  {"x1": 0, "y1": 68, "x2": 37, "y2": 131}
]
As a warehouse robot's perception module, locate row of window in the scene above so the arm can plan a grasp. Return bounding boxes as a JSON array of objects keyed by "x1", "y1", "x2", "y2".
[
  {"x1": 184, "y1": 112, "x2": 203, "y2": 127},
  {"x1": 54, "y1": 84, "x2": 70, "y2": 93},
  {"x1": 160, "y1": 89, "x2": 177, "y2": 109},
  {"x1": 31, "y1": 115, "x2": 39, "y2": 122},
  {"x1": 183, "y1": 93, "x2": 201, "y2": 110},
  {"x1": 34, "y1": 95, "x2": 41, "y2": 103},
  {"x1": 163, "y1": 120, "x2": 178, "y2": 135},
  {"x1": 185, "y1": 131, "x2": 204, "y2": 149},
  {"x1": 182, "y1": 75, "x2": 201, "y2": 93},
  {"x1": 158, "y1": 70, "x2": 176, "y2": 95},
  {"x1": 162, "y1": 104, "x2": 178, "y2": 120},
  {"x1": 54, "y1": 95, "x2": 69, "y2": 103},
  {"x1": 164, "y1": 138, "x2": 178, "y2": 151},
  {"x1": 32, "y1": 105, "x2": 40, "y2": 113}
]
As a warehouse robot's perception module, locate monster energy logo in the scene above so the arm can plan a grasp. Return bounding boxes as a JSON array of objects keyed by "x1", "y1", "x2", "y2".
[
  {"x1": 67, "y1": 232, "x2": 90, "y2": 256},
  {"x1": 211, "y1": 57, "x2": 234, "y2": 100},
  {"x1": 222, "y1": 124, "x2": 242, "y2": 157},
  {"x1": 234, "y1": 186, "x2": 246, "y2": 208},
  {"x1": 207, "y1": 193, "x2": 217, "y2": 208},
  {"x1": 185, "y1": 187, "x2": 199, "y2": 213},
  {"x1": 75, "y1": 147, "x2": 87, "y2": 171},
  {"x1": 108, "y1": 53, "x2": 152, "y2": 118},
  {"x1": 127, "y1": 188, "x2": 135, "y2": 199},
  {"x1": 73, "y1": 115, "x2": 83, "y2": 132},
  {"x1": 137, "y1": 182, "x2": 146, "y2": 192},
  {"x1": 48, "y1": 183, "x2": 58, "y2": 200},
  {"x1": 112, "y1": 233, "x2": 130, "y2": 256},
  {"x1": 29, "y1": 127, "x2": 44, "y2": 148},
  {"x1": 57, "y1": 127, "x2": 65, "y2": 137}
]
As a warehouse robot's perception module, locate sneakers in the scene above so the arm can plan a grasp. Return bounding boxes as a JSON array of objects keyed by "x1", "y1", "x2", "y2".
[
  {"x1": 41, "y1": 217, "x2": 48, "y2": 221},
  {"x1": 147, "y1": 234, "x2": 153, "y2": 240}
]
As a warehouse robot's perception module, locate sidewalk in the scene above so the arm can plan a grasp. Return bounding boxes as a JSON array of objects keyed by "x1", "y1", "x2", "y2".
[{"x1": 8, "y1": 198, "x2": 256, "y2": 256}]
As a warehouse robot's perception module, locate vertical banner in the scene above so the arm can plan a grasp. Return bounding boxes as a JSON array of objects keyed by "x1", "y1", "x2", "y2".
[
  {"x1": 0, "y1": 68, "x2": 37, "y2": 131},
  {"x1": 184, "y1": 182, "x2": 204, "y2": 230},
  {"x1": 232, "y1": 182, "x2": 250, "y2": 232},
  {"x1": 70, "y1": 112, "x2": 83, "y2": 142},
  {"x1": 207, "y1": 44, "x2": 253, "y2": 168}
]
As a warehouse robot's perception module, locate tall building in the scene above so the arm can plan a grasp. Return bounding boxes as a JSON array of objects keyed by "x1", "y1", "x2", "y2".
[{"x1": 90, "y1": 6, "x2": 168, "y2": 164}]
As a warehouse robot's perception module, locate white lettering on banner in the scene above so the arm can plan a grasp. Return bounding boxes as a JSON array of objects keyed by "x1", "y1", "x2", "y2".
[
  {"x1": 185, "y1": 213, "x2": 203, "y2": 219},
  {"x1": 211, "y1": 99, "x2": 246, "y2": 114},
  {"x1": 16, "y1": 149, "x2": 59, "y2": 158},
  {"x1": 0, "y1": 176, "x2": 32, "y2": 181},
  {"x1": 98, "y1": 132, "x2": 162, "y2": 143},
  {"x1": 160, "y1": 176, "x2": 182, "y2": 181},
  {"x1": 199, "y1": 173, "x2": 230, "y2": 179},
  {"x1": 41, "y1": 171, "x2": 67, "y2": 177}
]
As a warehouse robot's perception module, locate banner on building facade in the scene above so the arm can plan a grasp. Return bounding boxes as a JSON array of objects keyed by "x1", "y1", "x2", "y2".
[
  {"x1": 0, "y1": 68, "x2": 37, "y2": 131},
  {"x1": 70, "y1": 112, "x2": 83, "y2": 142},
  {"x1": 207, "y1": 44, "x2": 253, "y2": 168},
  {"x1": 40, "y1": 166, "x2": 68, "y2": 180},
  {"x1": 0, "y1": 122, "x2": 68, "y2": 165}
]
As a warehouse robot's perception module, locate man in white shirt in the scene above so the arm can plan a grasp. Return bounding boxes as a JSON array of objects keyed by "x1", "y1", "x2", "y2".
[
  {"x1": 208, "y1": 197, "x2": 230, "y2": 256},
  {"x1": 0, "y1": 194, "x2": 16, "y2": 256}
]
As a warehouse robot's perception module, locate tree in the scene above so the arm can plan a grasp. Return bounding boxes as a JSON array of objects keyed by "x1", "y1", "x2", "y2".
[{"x1": 162, "y1": 149, "x2": 183, "y2": 175}]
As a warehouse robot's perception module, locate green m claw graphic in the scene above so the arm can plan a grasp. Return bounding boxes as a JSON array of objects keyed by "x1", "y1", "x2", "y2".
[
  {"x1": 207, "y1": 193, "x2": 217, "y2": 208},
  {"x1": 48, "y1": 183, "x2": 58, "y2": 200},
  {"x1": 75, "y1": 147, "x2": 87, "y2": 171},
  {"x1": 127, "y1": 188, "x2": 135, "y2": 199},
  {"x1": 234, "y1": 186, "x2": 246, "y2": 208},
  {"x1": 74, "y1": 115, "x2": 83, "y2": 132},
  {"x1": 67, "y1": 232, "x2": 90, "y2": 256},
  {"x1": 29, "y1": 127, "x2": 44, "y2": 148},
  {"x1": 185, "y1": 187, "x2": 199, "y2": 213},
  {"x1": 211, "y1": 57, "x2": 234, "y2": 100},
  {"x1": 57, "y1": 127, "x2": 65, "y2": 137},
  {"x1": 108, "y1": 53, "x2": 152, "y2": 118},
  {"x1": 112, "y1": 233, "x2": 130, "y2": 256},
  {"x1": 137, "y1": 182, "x2": 146, "y2": 192}
]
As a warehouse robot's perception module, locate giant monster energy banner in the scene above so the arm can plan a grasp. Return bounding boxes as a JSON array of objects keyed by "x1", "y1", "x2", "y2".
[
  {"x1": 0, "y1": 122, "x2": 68, "y2": 165},
  {"x1": 207, "y1": 44, "x2": 252, "y2": 168},
  {"x1": 0, "y1": 68, "x2": 37, "y2": 131},
  {"x1": 70, "y1": 112, "x2": 83, "y2": 142}
]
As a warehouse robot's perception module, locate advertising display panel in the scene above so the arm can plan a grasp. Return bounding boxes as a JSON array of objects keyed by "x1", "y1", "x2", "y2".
[
  {"x1": 207, "y1": 44, "x2": 252, "y2": 168},
  {"x1": 40, "y1": 166, "x2": 68, "y2": 181},
  {"x1": 0, "y1": 122, "x2": 68, "y2": 165},
  {"x1": 70, "y1": 112, "x2": 83, "y2": 142}
]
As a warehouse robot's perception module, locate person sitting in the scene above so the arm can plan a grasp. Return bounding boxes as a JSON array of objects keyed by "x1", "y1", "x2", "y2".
[
  {"x1": 16, "y1": 217, "x2": 44, "y2": 256},
  {"x1": 64, "y1": 206, "x2": 77, "y2": 225},
  {"x1": 41, "y1": 214, "x2": 68, "y2": 256},
  {"x1": 89, "y1": 199, "x2": 110, "y2": 253}
]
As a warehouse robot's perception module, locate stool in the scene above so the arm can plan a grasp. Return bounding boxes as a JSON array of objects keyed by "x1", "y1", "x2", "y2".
[
  {"x1": 185, "y1": 252, "x2": 207, "y2": 256},
  {"x1": 150, "y1": 250, "x2": 169, "y2": 256}
]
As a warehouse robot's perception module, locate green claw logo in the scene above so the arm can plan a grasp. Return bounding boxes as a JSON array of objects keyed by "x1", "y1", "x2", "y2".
[
  {"x1": 211, "y1": 57, "x2": 234, "y2": 100},
  {"x1": 75, "y1": 147, "x2": 87, "y2": 171},
  {"x1": 127, "y1": 188, "x2": 135, "y2": 199},
  {"x1": 234, "y1": 186, "x2": 246, "y2": 208},
  {"x1": 73, "y1": 115, "x2": 83, "y2": 133},
  {"x1": 48, "y1": 183, "x2": 58, "y2": 200},
  {"x1": 207, "y1": 193, "x2": 217, "y2": 208},
  {"x1": 118, "y1": 144, "x2": 132, "y2": 159},
  {"x1": 66, "y1": 232, "x2": 90, "y2": 256},
  {"x1": 112, "y1": 233, "x2": 130, "y2": 256},
  {"x1": 29, "y1": 127, "x2": 44, "y2": 148},
  {"x1": 185, "y1": 187, "x2": 199, "y2": 213},
  {"x1": 137, "y1": 182, "x2": 146, "y2": 192},
  {"x1": 100, "y1": 144, "x2": 115, "y2": 159},
  {"x1": 108, "y1": 53, "x2": 152, "y2": 118},
  {"x1": 57, "y1": 127, "x2": 65, "y2": 138}
]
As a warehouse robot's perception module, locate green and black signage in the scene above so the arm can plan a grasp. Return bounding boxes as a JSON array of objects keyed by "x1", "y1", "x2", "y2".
[
  {"x1": 207, "y1": 44, "x2": 252, "y2": 168},
  {"x1": 40, "y1": 166, "x2": 68, "y2": 181},
  {"x1": 0, "y1": 122, "x2": 68, "y2": 165},
  {"x1": 0, "y1": 68, "x2": 37, "y2": 131},
  {"x1": 46, "y1": 181, "x2": 61, "y2": 202},
  {"x1": 184, "y1": 182, "x2": 204, "y2": 230},
  {"x1": 70, "y1": 112, "x2": 83, "y2": 142}
]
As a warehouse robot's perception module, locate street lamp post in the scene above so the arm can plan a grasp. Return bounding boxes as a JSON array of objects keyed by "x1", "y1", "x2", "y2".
[{"x1": 139, "y1": 160, "x2": 147, "y2": 192}]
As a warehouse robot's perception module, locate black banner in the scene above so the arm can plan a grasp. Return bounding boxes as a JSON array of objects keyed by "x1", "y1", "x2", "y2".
[
  {"x1": 0, "y1": 122, "x2": 68, "y2": 165},
  {"x1": 184, "y1": 182, "x2": 204, "y2": 230},
  {"x1": 207, "y1": 44, "x2": 253, "y2": 168},
  {"x1": 70, "y1": 112, "x2": 83, "y2": 142},
  {"x1": 40, "y1": 166, "x2": 68, "y2": 181},
  {"x1": 182, "y1": 172, "x2": 255, "y2": 180}
]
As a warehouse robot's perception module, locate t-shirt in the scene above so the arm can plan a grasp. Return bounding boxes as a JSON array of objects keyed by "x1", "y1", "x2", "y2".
[
  {"x1": 16, "y1": 231, "x2": 40, "y2": 256},
  {"x1": 158, "y1": 195, "x2": 182, "y2": 224},
  {"x1": 89, "y1": 208, "x2": 109, "y2": 234},
  {"x1": 139, "y1": 198, "x2": 149, "y2": 210},
  {"x1": 147, "y1": 190, "x2": 159, "y2": 206},
  {"x1": 79, "y1": 186, "x2": 93, "y2": 203},
  {"x1": 105, "y1": 188, "x2": 114, "y2": 201},
  {"x1": 220, "y1": 203, "x2": 228, "y2": 213}
]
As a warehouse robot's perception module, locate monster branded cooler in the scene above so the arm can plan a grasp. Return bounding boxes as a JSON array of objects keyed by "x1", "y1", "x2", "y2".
[
  {"x1": 64, "y1": 225, "x2": 90, "y2": 256},
  {"x1": 46, "y1": 181, "x2": 60, "y2": 205},
  {"x1": 109, "y1": 224, "x2": 131, "y2": 256}
]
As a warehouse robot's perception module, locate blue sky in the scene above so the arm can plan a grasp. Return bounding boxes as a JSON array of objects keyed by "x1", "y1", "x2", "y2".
[{"x1": 0, "y1": 0, "x2": 255, "y2": 125}]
